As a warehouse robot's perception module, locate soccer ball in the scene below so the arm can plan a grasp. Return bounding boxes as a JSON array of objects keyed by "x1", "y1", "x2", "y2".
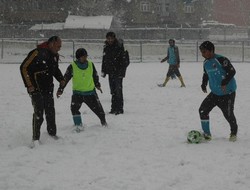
[{"x1": 187, "y1": 130, "x2": 202, "y2": 144}]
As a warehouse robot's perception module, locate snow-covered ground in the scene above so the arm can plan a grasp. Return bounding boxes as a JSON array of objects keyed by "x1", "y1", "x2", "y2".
[{"x1": 0, "y1": 61, "x2": 250, "y2": 190}]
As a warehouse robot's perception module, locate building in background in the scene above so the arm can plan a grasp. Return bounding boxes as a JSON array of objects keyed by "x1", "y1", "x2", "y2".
[
  {"x1": 156, "y1": 0, "x2": 178, "y2": 26},
  {"x1": 126, "y1": 0, "x2": 211, "y2": 27},
  {"x1": 1, "y1": 0, "x2": 249, "y2": 39},
  {"x1": 125, "y1": 0, "x2": 183, "y2": 27},
  {"x1": 1, "y1": 0, "x2": 249, "y2": 27},
  {"x1": 125, "y1": 0, "x2": 158, "y2": 27},
  {"x1": 1, "y1": 0, "x2": 68, "y2": 24},
  {"x1": 0, "y1": 0, "x2": 110, "y2": 24},
  {"x1": 176, "y1": 0, "x2": 212, "y2": 27},
  {"x1": 211, "y1": 0, "x2": 250, "y2": 27}
]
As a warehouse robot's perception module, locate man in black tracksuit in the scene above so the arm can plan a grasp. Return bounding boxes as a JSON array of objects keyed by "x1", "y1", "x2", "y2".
[
  {"x1": 101, "y1": 32, "x2": 128, "y2": 115},
  {"x1": 20, "y1": 36, "x2": 65, "y2": 147}
]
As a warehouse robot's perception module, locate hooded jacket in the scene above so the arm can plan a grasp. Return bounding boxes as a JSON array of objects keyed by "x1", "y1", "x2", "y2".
[
  {"x1": 20, "y1": 42, "x2": 64, "y2": 93},
  {"x1": 101, "y1": 39, "x2": 127, "y2": 77}
]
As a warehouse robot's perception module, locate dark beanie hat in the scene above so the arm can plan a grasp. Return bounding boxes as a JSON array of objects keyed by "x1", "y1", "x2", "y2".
[
  {"x1": 75, "y1": 48, "x2": 88, "y2": 59},
  {"x1": 106, "y1": 31, "x2": 116, "y2": 38},
  {"x1": 169, "y1": 39, "x2": 175, "y2": 43},
  {"x1": 199, "y1": 41, "x2": 215, "y2": 52}
]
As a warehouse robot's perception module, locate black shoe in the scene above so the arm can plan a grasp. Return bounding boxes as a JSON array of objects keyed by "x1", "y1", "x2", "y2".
[
  {"x1": 101, "y1": 120, "x2": 108, "y2": 127},
  {"x1": 157, "y1": 84, "x2": 165, "y2": 87},
  {"x1": 115, "y1": 110, "x2": 124, "y2": 115},
  {"x1": 50, "y1": 135, "x2": 59, "y2": 140},
  {"x1": 109, "y1": 110, "x2": 116, "y2": 114}
]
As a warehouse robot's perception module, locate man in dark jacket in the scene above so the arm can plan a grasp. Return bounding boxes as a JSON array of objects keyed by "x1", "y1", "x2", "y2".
[
  {"x1": 20, "y1": 36, "x2": 65, "y2": 148},
  {"x1": 101, "y1": 32, "x2": 129, "y2": 115}
]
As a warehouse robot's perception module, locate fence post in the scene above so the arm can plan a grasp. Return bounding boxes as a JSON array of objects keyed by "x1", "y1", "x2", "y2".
[
  {"x1": 1, "y1": 39, "x2": 3, "y2": 59},
  {"x1": 123, "y1": 27, "x2": 126, "y2": 40},
  {"x1": 140, "y1": 41, "x2": 142, "y2": 62},
  {"x1": 72, "y1": 40, "x2": 75, "y2": 60},
  {"x1": 242, "y1": 41, "x2": 244, "y2": 62},
  {"x1": 165, "y1": 25, "x2": 168, "y2": 40},
  {"x1": 223, "y1": 26, "x2": 226, "y2": 42},
  {"x1": 179, "y1": 28, "x2": 182, "y2": 41},
  {"x1": 196, "y1": 41, "x2": 199, "y2": 62}
]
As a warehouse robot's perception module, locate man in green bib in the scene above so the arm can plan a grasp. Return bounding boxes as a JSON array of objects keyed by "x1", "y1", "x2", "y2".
[{"x1": 57, "y1": 48, "x2": 107, "y2": 132}]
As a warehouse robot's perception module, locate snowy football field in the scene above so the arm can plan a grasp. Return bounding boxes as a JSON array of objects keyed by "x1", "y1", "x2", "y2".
[{"x1": 0, "y1": 61, "x2": 249, "y2": 190}]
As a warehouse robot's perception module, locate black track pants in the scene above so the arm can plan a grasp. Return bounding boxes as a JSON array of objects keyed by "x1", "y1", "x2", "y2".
[
  {"x1": 199, "y1": 92, "x2": 238, "y2": 135},
  {"x1": 31, "y1": 91, "x2": 56, "y2": 140}
]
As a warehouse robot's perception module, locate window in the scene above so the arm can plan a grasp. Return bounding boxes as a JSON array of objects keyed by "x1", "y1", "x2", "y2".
[
  {"x1": 184, "y1": 5, "x2": 194, "y2": 13},
  {"x1": 156, "y1": 5, "x2": 161, "y2": 13},
  {"x1": 165, "y1": 3, "x2": 169, "y2": 12},
  {"x1": 140, "y1": 1, "x2": 150, "y2": 12}
]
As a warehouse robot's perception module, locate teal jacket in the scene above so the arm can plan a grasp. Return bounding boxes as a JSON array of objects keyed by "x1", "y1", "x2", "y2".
[
  {"x1": 201, "y1": 54, "x2": 237, "y2": 96},
  {"x1": 162, "y1": 45, "x2": 180, "y2": 65}
]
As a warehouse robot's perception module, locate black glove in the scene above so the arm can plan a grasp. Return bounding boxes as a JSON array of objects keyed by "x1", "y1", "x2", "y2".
[
  {"x1": 201, "y1": 84, "x2": 207, "y2": 93},
  {"x1": 56, "y1": 88, "x2": 63, "y2": 98},
  {"x1": 101, "y1": 72, "x2": 106, "y2": 78}
]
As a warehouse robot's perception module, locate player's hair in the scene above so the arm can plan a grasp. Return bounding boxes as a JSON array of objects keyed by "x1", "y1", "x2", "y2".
[
  {"x1": 106, "y1": 31, "x2": 116, "y2": 38},
  {"x1": 199, "y1": 41, "x2": 215, "y2": 52},
  {"x1": 48, "y1": 36, "x2": 60, "y2": 43}
]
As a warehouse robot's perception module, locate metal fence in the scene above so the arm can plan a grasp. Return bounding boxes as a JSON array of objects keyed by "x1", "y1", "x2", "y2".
[
  {"x1": 1, "y1": 24, "x2": 249, "y2": 40},
  {"x1": 0, "y1": 24, "x2": 210, "y2": 40},
  {"x1": 1, "y1": 38, "x2": 250, "y2": 63}
]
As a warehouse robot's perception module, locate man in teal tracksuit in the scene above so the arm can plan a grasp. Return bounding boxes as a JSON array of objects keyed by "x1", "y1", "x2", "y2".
[
  {"x1": 199, "y1": 41, "x2": 238, "y2": 142},
  {"x1": 57, "y1": 48, "x2": 107, "y2": 132}
]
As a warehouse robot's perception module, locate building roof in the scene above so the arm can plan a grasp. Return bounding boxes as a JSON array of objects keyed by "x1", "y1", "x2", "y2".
[
  {"x1": 29, "y1": 15, "x2": 113, "y2": 31},
  {"x1": 64, "y1": 15, "x2": 113, "y2": 29},
  {"x1": 30, "y1": 23, "x2": 64, "y2": 30}
]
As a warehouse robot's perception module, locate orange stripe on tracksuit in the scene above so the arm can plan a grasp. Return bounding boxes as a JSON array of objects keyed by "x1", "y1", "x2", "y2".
[{"x1": 21, "y1": 50, "x2": 38, "y2": 87}]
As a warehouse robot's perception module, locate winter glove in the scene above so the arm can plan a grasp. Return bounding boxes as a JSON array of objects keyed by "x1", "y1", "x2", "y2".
[
  {"x1": 161, "y1": 57, "x2": 167, "y2": 63},
  {"x1": 101, "y1": 72, "x2": 106, "y2": 78},
  {"x1": 27, "y1": 86, "x2": 35, "y2": 94},
  {"x1": 201, "y1": 84, "x2": 207, "y2": 93},
  {"x1": 56, "y1": 91, "x2": 63, "y2": 98},
  {"x1": 56, "y1": 80, "x2": 65, "y2": 98},
  {"x1": 96, "y1": 86, "x2": 103, "y2": 93},
  {"x1": 60, "y1": 80, "x2": 66, "y2": 88}
]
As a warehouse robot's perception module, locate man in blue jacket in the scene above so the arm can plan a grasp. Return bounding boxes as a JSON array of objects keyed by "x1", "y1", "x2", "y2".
[
  {"x1": 199, "y1": 41, "x2": 238, "y2": 142},
  {"x1": 158, "y1": 39, "x2": 185, "y2": 87}
]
